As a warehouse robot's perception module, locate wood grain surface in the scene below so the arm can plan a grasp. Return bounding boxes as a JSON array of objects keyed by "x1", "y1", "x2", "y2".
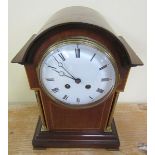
[{"x1": 9, "y1": 103, "x2": 146, "y2": 155}]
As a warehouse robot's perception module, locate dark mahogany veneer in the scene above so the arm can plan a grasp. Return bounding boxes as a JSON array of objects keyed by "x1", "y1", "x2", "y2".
[{"x1": 12, "y1": 6, "x2": 143, "y2": 149}]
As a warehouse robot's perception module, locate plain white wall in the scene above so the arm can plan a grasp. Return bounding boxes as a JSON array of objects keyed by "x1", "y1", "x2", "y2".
[{"x1": 9, "y1": 0, "x2": 146, "y2": 104}]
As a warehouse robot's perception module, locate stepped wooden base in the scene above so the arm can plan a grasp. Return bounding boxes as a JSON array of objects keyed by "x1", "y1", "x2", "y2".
[{"x1": 32, "y1": 117, "x2": 120, "y2": 149}]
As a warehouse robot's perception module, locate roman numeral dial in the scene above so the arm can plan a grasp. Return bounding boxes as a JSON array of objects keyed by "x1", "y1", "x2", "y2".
[
  {"x1": 46, "y1": 78, "x2": 54, "y2": 81},
  {"x1": 58, "y1": 53, "x2": 65, "y2": 61},
  {"x1": 51, "y1": 88, "x2": 59, "y2": 93},
  {"x1": 63, "y1": 95, "x2": 69, "y2": 100},
  {"x1": 90, "y1": 53, "x2": 96, "y2": 61},
  {"x1": 76, "y1": 98, "x2": 80, "y2": 103},
  {"x1": 101, "y1": 78, "x2": 111, "y2": 82},
  {"x1": 96, "y1": 88, "x2": 104, "y2": 93},
  {"x1": 75, "y1": 45, "x2": 80, "y2": 58},
  {"x1": 40, "y1": 41, "x2": 116, "y2": 106},
  {"x1": 99, "y1": 65, "x2": 107, "y2": 70}
]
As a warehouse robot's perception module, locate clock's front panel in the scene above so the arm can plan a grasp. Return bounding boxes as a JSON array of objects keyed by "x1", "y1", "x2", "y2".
[
  {"x1": 35, "y1": 38, "x2": 118, "y2": 130},
  {"x1": 27, "y1": 27, "x2": 121, "y2": 130},
  {"x1": 39, "y1": 90, "x2": 116, "y2": 129},
  {"x1": 38, "y1": 38, "x2": 117, "y2": 108}
]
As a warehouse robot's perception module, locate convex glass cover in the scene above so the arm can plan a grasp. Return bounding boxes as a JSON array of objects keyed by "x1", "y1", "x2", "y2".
[{"x1": 38, "y1": 38, "x2": 118, "y2": 107}]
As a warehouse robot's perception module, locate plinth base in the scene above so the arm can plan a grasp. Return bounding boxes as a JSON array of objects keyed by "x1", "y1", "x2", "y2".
[{"x1": 32, "y1": 117, "x2": 120, "y2": 149}]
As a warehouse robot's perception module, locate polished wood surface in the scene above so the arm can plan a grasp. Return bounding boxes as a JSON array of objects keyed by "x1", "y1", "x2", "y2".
[
  {"x1": 118, "y1": 36, "x2": 143, "y2": 66},
  {"x1": 9, "y1": 103, "x2": 147, "y2": 155},
  {"x1": 11, "y1": 34, "x2": 36, "y2": 64},
  {"x1": 32, "y1": 118, "x2": 120, "y2": 149}
]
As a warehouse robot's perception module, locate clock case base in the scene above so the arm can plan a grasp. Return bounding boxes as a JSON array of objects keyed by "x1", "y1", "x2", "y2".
[{"x1": 32, "y1": 117, "x2": 120, "y2": 149}]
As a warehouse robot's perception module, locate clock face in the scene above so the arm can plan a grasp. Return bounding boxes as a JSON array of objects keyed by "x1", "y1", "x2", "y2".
[{"x1": 38, "y1": 38, "x2": 118, "y2": 108}]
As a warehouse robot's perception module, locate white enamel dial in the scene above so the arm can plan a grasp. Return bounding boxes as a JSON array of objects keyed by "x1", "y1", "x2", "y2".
[{"x1": 39, "y1": 39, "x2": 118, "y2": 107}]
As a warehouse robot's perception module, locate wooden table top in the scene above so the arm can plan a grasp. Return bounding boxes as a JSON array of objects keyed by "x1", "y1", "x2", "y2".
[{"x1": 9, "y1": 103, "x2": 147, "y2": 155}]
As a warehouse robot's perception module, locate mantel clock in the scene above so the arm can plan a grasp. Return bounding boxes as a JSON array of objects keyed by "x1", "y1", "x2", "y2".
[{"x1": 12, "y1": 6, "x2": 143, "y2": 149}]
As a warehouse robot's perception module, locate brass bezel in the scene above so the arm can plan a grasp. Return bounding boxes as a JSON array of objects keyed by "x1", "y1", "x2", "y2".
[{"x1": 37, "y1": 37, "x2": 119, "y2": 109}]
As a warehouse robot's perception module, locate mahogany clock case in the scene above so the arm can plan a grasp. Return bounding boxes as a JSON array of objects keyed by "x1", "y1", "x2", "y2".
[
  {"x1": 11, "y1": 6, "x2": 143, "y2": 149},
  {"x1": 14, "y1": 24, "x2": 132, "y2": 130}
]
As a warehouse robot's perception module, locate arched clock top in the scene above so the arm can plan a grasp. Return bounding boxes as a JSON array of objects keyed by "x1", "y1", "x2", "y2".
[
  {"x1": 11, "y1": 22, "x2": 143, "y2": 67},
  {"x1": 11, "y1": 7, "x2": 143, "y2": 67}
]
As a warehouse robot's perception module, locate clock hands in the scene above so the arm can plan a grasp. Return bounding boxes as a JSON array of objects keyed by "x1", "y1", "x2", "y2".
[
  {"x1": 53, "y1": 56, "x2": 76, "y2": 79},
  {"x1": 47, "y1": 65, "x2": 75, "y2": 80},
  {"x1": 53, "y1": 56, "x2": 81, "y2": 84}
]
